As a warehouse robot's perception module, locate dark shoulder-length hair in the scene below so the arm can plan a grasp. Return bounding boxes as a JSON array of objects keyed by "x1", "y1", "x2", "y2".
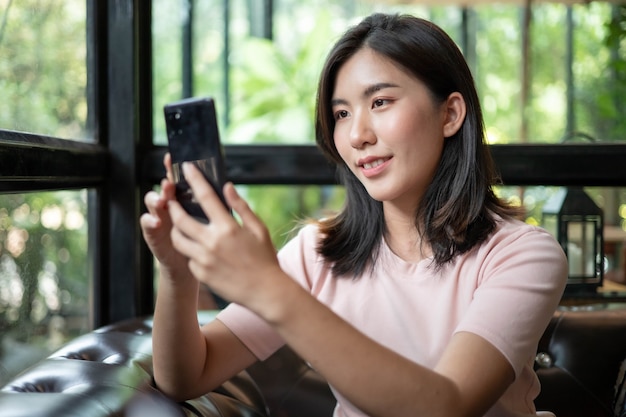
[{"x1": 314, "y1": 13, "x2": 521, "y2": 278}]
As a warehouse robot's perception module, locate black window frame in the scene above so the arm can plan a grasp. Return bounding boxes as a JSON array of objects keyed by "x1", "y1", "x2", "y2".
[{"x1": 0, "y1": 1, "x2": 625, "y2": 328}]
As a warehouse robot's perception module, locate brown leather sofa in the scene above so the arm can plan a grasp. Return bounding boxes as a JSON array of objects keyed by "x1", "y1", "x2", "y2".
[
  {"x1": 1, "y1": 306, "x2": 626, "y2": 417},
  {"x1": 534, "y1": 306, "x2": 626, "y2": 417}
]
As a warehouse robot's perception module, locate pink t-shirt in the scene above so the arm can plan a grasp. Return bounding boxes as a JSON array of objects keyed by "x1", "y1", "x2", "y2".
[{"x1": 217, "y1": 217, "x2": 568, "y2": 417}]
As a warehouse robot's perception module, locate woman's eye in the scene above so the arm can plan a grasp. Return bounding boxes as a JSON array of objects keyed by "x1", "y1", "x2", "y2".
[
  {"x1": 373, "y1": 99, "x2": 386, "y2": 108},
  {"x1": 335, "y1": 110, "x2": 348, "y2": 120}
]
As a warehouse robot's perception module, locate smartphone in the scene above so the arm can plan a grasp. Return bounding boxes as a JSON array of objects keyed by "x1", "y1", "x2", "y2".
[{"x1": 164, "y1": 96, "x2": 228, "y2": 222}]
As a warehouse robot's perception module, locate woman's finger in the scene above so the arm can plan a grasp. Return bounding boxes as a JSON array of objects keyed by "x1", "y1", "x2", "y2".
[
  {"x1": 183, "y1": 162, "x2": 233, "y2": 225},
  {"x1": 139, "y1": 211, "x2": 161, "y2": 230},
  {"x1": 144, "y1": 189, "x2": 172, "y2": 224},
  {"x1": 168, "y1": 198, "x2": 207, "y2": 240},
  {"x1": 144, "y1": 190, "x2": 164, "y2": 213},
  {"x1": 223, "y1": 183, "x2": 269, "y2": 241},
  {"x1": 169, "y1": 201, "x2": 207, "y2": 259},
  {"x1": 160, "y1": 177, "x2": 176, "y2": 202},
  {"x1": 164, "y1": 152, "x2": 174, "y2": 183}
]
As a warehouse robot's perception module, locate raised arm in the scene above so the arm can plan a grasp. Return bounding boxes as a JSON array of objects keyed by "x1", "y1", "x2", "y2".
[
  {"x1": 166, "y1": 163, "x2": 519, "y2": 417},
  {"x1": 262, "y1": 282, "x2": 514, "y2": 417},
  {"x1": 140, "y1": 155, "x2": 256, "y2": 401}
]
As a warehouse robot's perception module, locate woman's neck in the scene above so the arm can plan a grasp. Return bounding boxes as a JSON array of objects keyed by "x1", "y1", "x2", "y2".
[{"x1": 383, "y1": 205, "x2": 431, "y2": 263}]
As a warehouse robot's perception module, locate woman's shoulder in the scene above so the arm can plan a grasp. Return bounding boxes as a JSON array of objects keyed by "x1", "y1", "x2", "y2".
[
  {"x1": 492, "y1": 215, "x2": 555, "y2": 242},
  {"x1": 284, "y1": 221, "x2": 323, "y2": 246},
  {"x1": 483, "y1": 214, "x2": 567, "y2": 266},
  {"x1": 278, "y1": 222, "x2": 325, "y2": 262},
  {"x1": 277, "y1": 221, "x2": 334, "y2": 289}
]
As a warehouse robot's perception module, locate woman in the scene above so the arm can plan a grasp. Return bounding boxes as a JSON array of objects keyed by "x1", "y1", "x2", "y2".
[{"x1": 141, "y1": 13, "x2": 568, "y2": 417}]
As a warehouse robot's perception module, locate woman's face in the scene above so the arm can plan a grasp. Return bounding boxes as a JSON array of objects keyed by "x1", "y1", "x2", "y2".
[{"x1": 332, "y1": 47, "x2": 460, "y2": 212}]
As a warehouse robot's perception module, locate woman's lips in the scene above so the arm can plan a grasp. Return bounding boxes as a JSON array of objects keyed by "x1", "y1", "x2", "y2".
[{"x1": 358, "y1": 156, "x2": 392, "y2": 178}]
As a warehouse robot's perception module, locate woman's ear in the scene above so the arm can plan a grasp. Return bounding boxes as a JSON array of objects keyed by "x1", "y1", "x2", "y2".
[{"x1": 442, "y1": 92, "x2": 466, "y2": 138}]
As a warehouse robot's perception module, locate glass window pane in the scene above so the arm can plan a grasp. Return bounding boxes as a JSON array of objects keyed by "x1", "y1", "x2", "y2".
[
  {"x1": 0, "y1": 1, "x2": 90, "y2": 141},
  {"x1": 0, "y1": 190, "x2": 90, "y2": 385},
  {"x1": 572, "y1": 3, "x2": 623, "y2": 143},
  {"x1": 152, "y1": 0, "x2": 186, "y2": 145},
  {"x1": 152, "y1": 1, "x2": 626, "y2": 145},
  {"x1": 152, "y1": 0, "x2": 231, "y2": 145}
]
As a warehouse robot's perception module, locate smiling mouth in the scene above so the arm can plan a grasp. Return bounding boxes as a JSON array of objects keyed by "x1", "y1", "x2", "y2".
[{"x1": 361, "y1": 158, "x2": 389, "y2": 169}]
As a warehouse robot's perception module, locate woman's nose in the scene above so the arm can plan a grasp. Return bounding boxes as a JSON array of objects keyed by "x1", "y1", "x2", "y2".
[{"x1": 349, "y1": 112, "x2": 376, "y2": 149}]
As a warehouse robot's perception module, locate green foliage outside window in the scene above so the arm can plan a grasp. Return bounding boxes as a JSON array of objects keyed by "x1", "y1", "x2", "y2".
[
  {"x1": 590, "y1": 4, "x2": 626, "y2": 141},
  {"x1": 0, "y1": 191, "x2": 89, "y2": 385},
  {"x1": 0, "y1": 0, "x2": 89, "y2": 139},
  {"x1": 0, "y1": 1, "x2": 89, "y2": 384}
]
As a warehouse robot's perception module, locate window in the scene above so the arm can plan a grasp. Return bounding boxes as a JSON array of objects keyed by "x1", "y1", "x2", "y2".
[
  {"x1": 0, "y1": 1, "x2": 93, "y2": 384},
  {"x1": 0, "y1": 0, "x2": 154, "y2": 383}
]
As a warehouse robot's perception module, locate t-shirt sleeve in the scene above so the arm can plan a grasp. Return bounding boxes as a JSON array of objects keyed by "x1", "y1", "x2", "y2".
[
  {"x1": 455, "y1": 224, "x2": 568, "y2": 376},
  {"x1": 216, "y1": 224, "x2": 321, "y2": 361}
]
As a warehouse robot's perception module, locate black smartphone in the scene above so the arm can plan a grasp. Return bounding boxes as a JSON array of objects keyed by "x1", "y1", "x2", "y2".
[{"x1": 164, "y1": 96, "x2": 228, "y2": 222}]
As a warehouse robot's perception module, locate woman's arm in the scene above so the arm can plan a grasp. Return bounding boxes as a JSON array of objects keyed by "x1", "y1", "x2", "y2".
[
  {"x1": 168, "y1": 163, "x2": 516, "y2": 417},
  {"x1": 254, "y1": 275, "x2": 513, "y2": 417},
  {"x1": 140, "y1": 156, "x2": 257, "y2": 401},
  {"x1": 152, "y1": 286, "x2": 257, "y2": 401}
]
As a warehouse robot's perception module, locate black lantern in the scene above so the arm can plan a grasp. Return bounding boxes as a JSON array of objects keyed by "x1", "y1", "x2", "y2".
[{"x1": 542, "y1": 187, "x2": 604, "y2": 293}]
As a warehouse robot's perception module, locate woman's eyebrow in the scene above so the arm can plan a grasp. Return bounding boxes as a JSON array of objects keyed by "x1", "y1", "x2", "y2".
[
  {"x1": 362, "y1": 82, "x2": 399, "y2": 98},
  {"x1": 331, "y1": 97, "x2": 348, "y2": 107},
  {"x1": 331, "y1": 82, "x2": 400, "y2": 107}
]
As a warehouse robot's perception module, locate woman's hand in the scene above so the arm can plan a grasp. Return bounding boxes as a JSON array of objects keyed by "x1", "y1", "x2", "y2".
[
  {"x1": 168, "y1": 162, "x2": 285, "y2": 313},
  {"x1": 140, "y1": 153, "x2": 190, "y2": 277}
]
